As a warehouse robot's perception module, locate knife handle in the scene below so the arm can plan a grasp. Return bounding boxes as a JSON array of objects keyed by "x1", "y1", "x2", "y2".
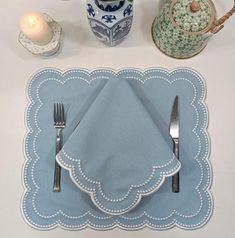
[{"x1": 172, "y1": 140, "x2": 179, "y2": 193}]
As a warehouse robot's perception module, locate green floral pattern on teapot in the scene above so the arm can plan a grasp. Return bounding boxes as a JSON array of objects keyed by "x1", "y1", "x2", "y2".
[
  {"x1": 152, "y1": 0, "x2": 215, "y2": 59},
  {"x1": 173, "y1": 0, "x2": 211, "y2": 32}
]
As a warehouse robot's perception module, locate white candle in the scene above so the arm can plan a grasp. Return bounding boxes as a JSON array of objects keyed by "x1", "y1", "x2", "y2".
[{"x1": 20, "y1": 12, "x2": 53, "y2": 45}]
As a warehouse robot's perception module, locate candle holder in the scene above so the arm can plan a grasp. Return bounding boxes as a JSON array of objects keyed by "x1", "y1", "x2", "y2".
[{"x1": 18, "y1": 13, "x2": 62, "y2": 56}]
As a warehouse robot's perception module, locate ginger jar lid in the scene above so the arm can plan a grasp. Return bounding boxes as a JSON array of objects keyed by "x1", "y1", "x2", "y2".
[{"x1": 170, "y1": 0, "x2": 216, "y2": 33}]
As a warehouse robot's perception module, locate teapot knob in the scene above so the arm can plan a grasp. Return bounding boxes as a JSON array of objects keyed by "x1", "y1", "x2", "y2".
[{"x1": 190, "y1": 1, "x2": 201, "y2": 12}]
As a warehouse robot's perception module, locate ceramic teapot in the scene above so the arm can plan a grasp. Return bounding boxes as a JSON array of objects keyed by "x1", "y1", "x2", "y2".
[{"x1": 152, "y1": 0, "x2": 235, "y2": 59}]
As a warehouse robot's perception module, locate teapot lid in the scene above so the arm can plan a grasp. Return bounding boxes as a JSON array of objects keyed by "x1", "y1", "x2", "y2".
[{"x1": 170, "y1": 0, "x2": 216, "y2": 33}]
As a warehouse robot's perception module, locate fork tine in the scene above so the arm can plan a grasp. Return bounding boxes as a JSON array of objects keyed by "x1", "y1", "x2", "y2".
[
  {"x1": 57, "y1": 103, "x2": 60, "y2": 123},
  {"x1": 54, "y1": 104, "x2": 56, "y2": 123},
  {"x1": 61, "y1": 103, "x2": 65, "y2": 124},
  {"x1": 59, "y1": 103, "x2": 62, "y2": 124}
]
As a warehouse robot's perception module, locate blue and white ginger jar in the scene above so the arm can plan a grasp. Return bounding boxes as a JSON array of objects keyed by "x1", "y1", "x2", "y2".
[{"x1": 87, "y1": 0, "x2": 133, "y2": 46}]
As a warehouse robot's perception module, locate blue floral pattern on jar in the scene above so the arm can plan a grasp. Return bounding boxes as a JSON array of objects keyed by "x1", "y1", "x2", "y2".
[
  {"x1": 102, "y1": 15, "x2": 117, "y2": 23},
  {"x1": 87, "y1": 0, "x2": 133, "y2": 47}
]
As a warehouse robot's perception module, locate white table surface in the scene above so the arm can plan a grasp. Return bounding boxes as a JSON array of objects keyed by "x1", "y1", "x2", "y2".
[{"x1": 1, "y1": 0, "x2": 235, "y2": 237}]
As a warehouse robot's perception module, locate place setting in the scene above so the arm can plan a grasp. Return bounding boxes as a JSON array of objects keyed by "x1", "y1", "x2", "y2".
[
  {"x1": 22, "y1": 67, "x2": 212, "y2": 230},
  {"x1": 20, "y1": 0, "x2": 235, "y2": 232}
]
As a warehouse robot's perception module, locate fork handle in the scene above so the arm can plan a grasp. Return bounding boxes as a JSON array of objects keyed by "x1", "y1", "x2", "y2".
[
  {"x1": 53, "y1": 130, "x2": 62, "y2": 192},
  {"x1": 172, "y1": 140, "x2": 180, "y2": 193}
]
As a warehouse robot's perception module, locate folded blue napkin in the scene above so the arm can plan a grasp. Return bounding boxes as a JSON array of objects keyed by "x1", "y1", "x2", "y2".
[
  {"x1": 22, "y1": 68, "x2": 213, "y2": 230},
  {"x1": 57, "y1": 78, "x2": 180, "y2": 215}
]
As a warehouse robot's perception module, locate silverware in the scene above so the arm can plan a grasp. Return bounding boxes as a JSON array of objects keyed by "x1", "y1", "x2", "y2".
[
  {"x1": 53, "y1": 103, "x2": 65, "y2": 192},
  {"x1": 169, "y1": 96, "x2": 180, "y2": 193}
]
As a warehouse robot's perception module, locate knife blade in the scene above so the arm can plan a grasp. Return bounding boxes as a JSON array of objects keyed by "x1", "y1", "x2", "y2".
[{"x1": 169, "y1": 96, "x2": 180, "y2": 193}]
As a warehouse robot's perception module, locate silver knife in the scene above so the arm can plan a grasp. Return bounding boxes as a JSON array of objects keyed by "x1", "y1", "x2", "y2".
[{"x1": 169, "y1": 96, "x2": 180, "y2": 193}]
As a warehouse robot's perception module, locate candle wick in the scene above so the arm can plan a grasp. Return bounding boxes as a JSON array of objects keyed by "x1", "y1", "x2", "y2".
[{"x1": 29, "y1": 18, "x2": 36, "y2": 27}]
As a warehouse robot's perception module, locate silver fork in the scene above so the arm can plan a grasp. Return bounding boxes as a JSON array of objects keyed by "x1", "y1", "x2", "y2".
[{"x1": 53, "y1": 103, "x2": 65, "y2": 192}]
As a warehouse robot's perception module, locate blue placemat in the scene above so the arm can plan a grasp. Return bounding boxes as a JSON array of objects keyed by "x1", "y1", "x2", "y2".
[{"x1": 22, "y1": 67, "x2": 213, "y2": 230}]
